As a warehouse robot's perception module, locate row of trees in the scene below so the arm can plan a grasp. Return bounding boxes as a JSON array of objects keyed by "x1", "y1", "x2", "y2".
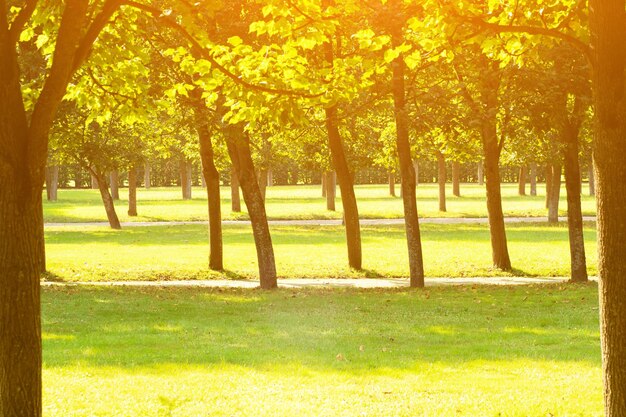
[{"x1": 1, "y1": 0, "x2": 625, "y2": 415}]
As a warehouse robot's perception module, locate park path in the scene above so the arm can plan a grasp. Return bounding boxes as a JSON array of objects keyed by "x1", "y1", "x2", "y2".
[
  {"x1": 45, "y1": 216, "x2": 597, "y2": 228},
  {"x1": 42, "y1": 276, "x2": 595, "y2": 289}
]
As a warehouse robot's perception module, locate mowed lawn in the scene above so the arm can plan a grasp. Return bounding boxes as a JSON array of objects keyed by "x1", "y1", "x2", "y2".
[
  {"x1": 42, "y1": 285, "x2": 602, "y2": 416},
  {"x1": 44, "y1": 223, "x2": 597, "y2": 281},
  {"x1": 43, "y1": 183, "x2": 597, "y2": 223}
]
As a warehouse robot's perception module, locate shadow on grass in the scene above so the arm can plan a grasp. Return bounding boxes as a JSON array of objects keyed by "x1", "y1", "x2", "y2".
[{"x1": 41, "y1": 284, "x2": 601, "y2": 371}]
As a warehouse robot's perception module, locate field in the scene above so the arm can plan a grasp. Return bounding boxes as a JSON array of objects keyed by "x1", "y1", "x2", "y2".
[
  {"x1": 43, "y1": 183, "x2": 597, "y2": 223},
  {"x1": 42, "y1": 284, "x2": 602, "y2": 417}
]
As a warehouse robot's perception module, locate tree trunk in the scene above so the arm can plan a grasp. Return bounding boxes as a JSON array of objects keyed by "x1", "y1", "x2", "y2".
[
  {"x1": 109, "y1": 170, "x2": 119, "y2": 200},
  {"x1": 530, "y1": 163, "x2": 538, "y2": 196},
  {"x1": 230, "y1": 165, "x2": 241, "y2": 212},
  {"x1": 324, "y1": 35, "x2": 362, "y2": 271},
  {"x1": 258, "y1": 169, "x2": 268, "y2": 202},
  {"x1": 223, "y1": 122, "x2": 276, "y2": 288},
  {"x1": 94, "y1": 171, "x2": 121, "y2": 229},
  {"x1": 45, "y1": 165, "x2": 59, "y2": 201},
  {"x1": 325, "y1": 171, "x2": 336, "y2": 211},
  {"x1": 437, "y1": 152, "x2": 447, "y2": 212},
  {"x1": 180, "y1": 158, "x2": 192, "y2": 200},
  {"x1": 321, "y1": 172, "x2": 326, "y2": 197},
  {"x1": 267, "y1": 169, "x2": 273, "y2": 187},
  {"x1": 477, "y1": 161, "x2": 484, "y2": 185},
  {"x1": 545, "y1": 163, "x2": 553, "y2": 208},
  {"x1": 413, "y1": 160, "x2": 419, "y2": 187},
  {"x1": 192, "y1": 91, "x2": 223, "y2": 271},
  {"x1": 127, "y1": 167, "x2": 137, "y2": 217},
  {"x1": 391, "y1": 27, "x2": 424, "y2": 287},
  {"x1": 452, "y1": 161, "x2": 461, "y2": 197},
  {"x1": 518, "y1": 166, "x2": 527, "y2": 196},
  {"x1": 144, "y1": 161, "x2": 151, "y2": 190},
  {"x1": 91, "y1": 172, "x2": 99, "y2": 189},
  {"x1": 548, "y1": 164, "x2": 562, "y2": 223},
  {"x1": 590, "y1": 2, "x2": 626, "y2": 413},
  {"x1": 389, "y1": 172, "x2": 396, "y2": 197},
  {"x1": 589, "y1": 157, "x2": 596, "y2": 196},
  {"x1": 563, "y1": 137, "x2": 587, "y2": 282}
]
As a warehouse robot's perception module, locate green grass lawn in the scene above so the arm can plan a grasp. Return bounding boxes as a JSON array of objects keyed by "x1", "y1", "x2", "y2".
[
  {"x1": 44, "y1": 222, "x2": 597, "y2": 281},
  {"x1": 43, "y1": 183, "x2": 597, "y2": 223},
  {"x1": 42, "y1": 284, "x2": 602, "y2": 416}
]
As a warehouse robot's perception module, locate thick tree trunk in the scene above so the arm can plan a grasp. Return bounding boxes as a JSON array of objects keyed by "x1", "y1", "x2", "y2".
[
  {"x1": 223, "y1": 122, "x2": 276, "y2": 288},
  {"x1": 45, "y1": 165, "x2": 59, "y2": 201},
  {"x1": 127, "y1": 167, "x2": 137, "y2": 217},
  {"x1": 91, "y1": 172, "x2": 99, "y2": 189},
  {"x1": 391, "y1": 31, "x2": 424, "y2": 287},
  {"x1": 563, "y1": 138, "x2": 587, "y2": 282},
  {"x1": 110, "y1": 170, "x2": 119, "y2": 200},
  {"x1": 144, "y1": 161, "x2": 151, "y2": 190},
  {"x1": 437, "y1": 152, "x2": 447, "y2": 212},
  {"x1": 94, "y1": 171, "x2": 121, "y2": 230},
  {"x1": 548, "y1": 164, "x2": 562, "y2": 223},
  {"x1": 192, "y1": 91, "x2": 223, "y2": 271},
  {"x1": 477, "y1": 161, "x2": 484, "y2": 185},
  {"x1": 452, "y1": 161, "x2": 461, "y2": 197},
  {"x1": 589, "y1": 3, "x2": 626, "y2": 413},
  {"x1": 180, "y1": 158, "x2": 192, "y2": 200},
  {"x1": 324, "y1": 35, "x2": 362, "y2": 270},
  {"x1": 230, "y1": 166, "x2": 241, "y2": 212},
  {"x1": 588, "y1": 157, "x2": 596, "y2": 196},
  {"x1": 530, "y1": 163, "x2": 538, "y2": 196},
  {"x1": 518, "y1": 166, "x2": 527, "y2": 196},
  {"x1": 389, "y1": 172, "x2": 396, "y2": 196},
  {"x1": 325, "y1": 171, "x2": 336, "y2": 211}
]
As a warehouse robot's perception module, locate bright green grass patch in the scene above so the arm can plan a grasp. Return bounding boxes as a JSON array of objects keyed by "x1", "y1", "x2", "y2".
[
  {"x1": 42, "y1": 285, "x2": 602, "y2": 416},
  {"x1": 44, "y1": 223, "x2": 597, "y2": 281},
  {"x1": 43, "y1": 183, "x2": 597, "y2": 223}
]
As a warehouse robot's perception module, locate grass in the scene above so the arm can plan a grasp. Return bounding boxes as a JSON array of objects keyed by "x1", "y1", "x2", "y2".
[
  {"x1": 44, "y1": 222, "x2": 597, "y2": 281},
  {"x1": 43, "y1": 183, "x2": 597, "y2": 223},
  {"x1": 42, "y1": 284, "x2": 602, "y2": 416}
]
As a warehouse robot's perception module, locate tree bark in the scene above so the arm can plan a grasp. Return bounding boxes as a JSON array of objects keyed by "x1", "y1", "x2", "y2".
[
  {"x1": 180, "y1": 158, "x2": 192, "y2": 200},
  {"x1": 588, "y1": 156, "x2": 596, "y2": 196},
  {"x1": 452, "y1": 161, "x2": 461, "y2": 197},
  {"x1": 413, "y1": 160, "x2": 419, "y2": 187},
  {"x1": 127, "y1": 167, "x2": 137, "y2": 217},
  {"x1": 94, "y1": 171, "x2": 121, "y2": 230},
  {"x1": 545, "y1": 163, "x2": 553, "y2": 209},
  {"x1": 518, "y1": 166, "x2": 527, "y2": 196},
  {"x1": 321, "y1": 171, "x2": 326, "y2": 197},
  {"x1": 477, "y1": 161, "x2": 484, "y2": 185},
  {"x1": 109, "y1": 169, "x2": 119, "y2": 200},
  {"x1": 325, "y1": 171, "x2": 336, "y2": 211},
  {"x1": 530, "y1": 163, "x2": 538, "y2": 196},
  {"x1": 45, "y1": 165, "x2": 59, "y2": 201},
  {"x1": 91, "y1": 172, "x2": 99, "y2": 189},
  {"x1": 258, "y1": 168, "x2": 268, "y2": 202},
  {"x1": 223, "y1": 122, "x2": 276, "y2": 288},
  {"x1": 267, "y1": 169, "x2": 273, "y2": 187},
  {"x1": 437, "y1": 152, "x2": 447, "y2": 212},
  {"x1": 389, "y1": 172, "x2": 396, "y2": 197},
  {"x1": 391, "y1": 27, "x2": 424, "y2": 287},
  {"x1": 548, "y1": 164, "x2": 562, "y2": 223},
  {"x1": 230, "y1": 165, "x2": 241, "y2": 212},
  {"x1": 144, "y1": 161, "x2": 151, "y2": 190},
  {"x1": 192, "y1": 90, "x2": 223, "y2": 271},
  {"x1": 563, "y1": 137, "x2": 587, "y2": 282},
  {"x1": 590, "y1": 1, "x2": 626, "y2": 413},
  {"x1": 324, "y1": 35, "x2": 362, "y2": 270}
]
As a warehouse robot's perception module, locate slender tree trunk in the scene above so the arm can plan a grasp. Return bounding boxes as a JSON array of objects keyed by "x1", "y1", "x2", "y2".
[
  {"x1": 46, "y1": 165, "x2": 59, "y2": 201},
  {"x1": 548, "y1": 164, "x2": 562, "y2": 223},
  {"x1": 192, "y1": 91, "x2": 223, "y2": 271},
  {"x1": 452, "y1": 161, "x2": 461, "y2": 197},
  {"x1": 180, "y1": 158, "x2": 192, "y2": 200},
  {"x1": 530, "y1": 163, "x2": 537, "y2": 196},
  {"x1": 437, "y1": 152, "x2": 447, "y2": 212},
  {"x1": 258, "y1": 169, "x2": 268, "y2": 202},
  {"x1": 563, "y1": 137, "x2": 587, "y2": 282},
  {"x1": 590, "y1": 2, "x2": 626, "y2": 413},
  {"x1": 389, "y1": 172, "x2": 396, "y2": 197},
  {"x1": 231, "y1": 166, "x2": 241, "y2": 212},
  {"x1": 267, "y1": 169, "x2": 273, "y2": 187},
  {"x1": 391, "y1": 26, "x2": 424, "y2": 287},
  {"x1": 144, "y1": 161, "x2": 151, "y2": 190},
  {"x1": 223, "y1": 122, "x2": 276, "y2": 288},
  {"x1": 321, "y1": 172, "x2": 326, "y2": 197},
  {"x1": 589, "y1": 156, "x2": 596, "y2": 196},
  {"x1": 109, "y1": 170, "x2": 119, "y2": 200},
  {"x1": 477, "y1": 161, "x2": 484, "y2": 185},
  {"x1": 413, "y1": 160, "x2": 419, "y2": 187},
  {"x1": 518, "y1": 166, "x2": 527, "y2": 196},
  {"x1": 324, "y1": 35, "x2": 362, "y2": 270},
  {"x1": 326, "y1": 171, "x2": 336, "y2": 211},
  {"x1": 91, "y1": 172, "x2": 99, "y2": 189},
  {"x1": 127, "y1": 167, "x2": 137, "y2": 217},
  {"x1": 94, "y1": 171, "x2": 121, "y2": 229},
  {"x1": 545, "y1": 163, "x2": 553, "y2": 209}
]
